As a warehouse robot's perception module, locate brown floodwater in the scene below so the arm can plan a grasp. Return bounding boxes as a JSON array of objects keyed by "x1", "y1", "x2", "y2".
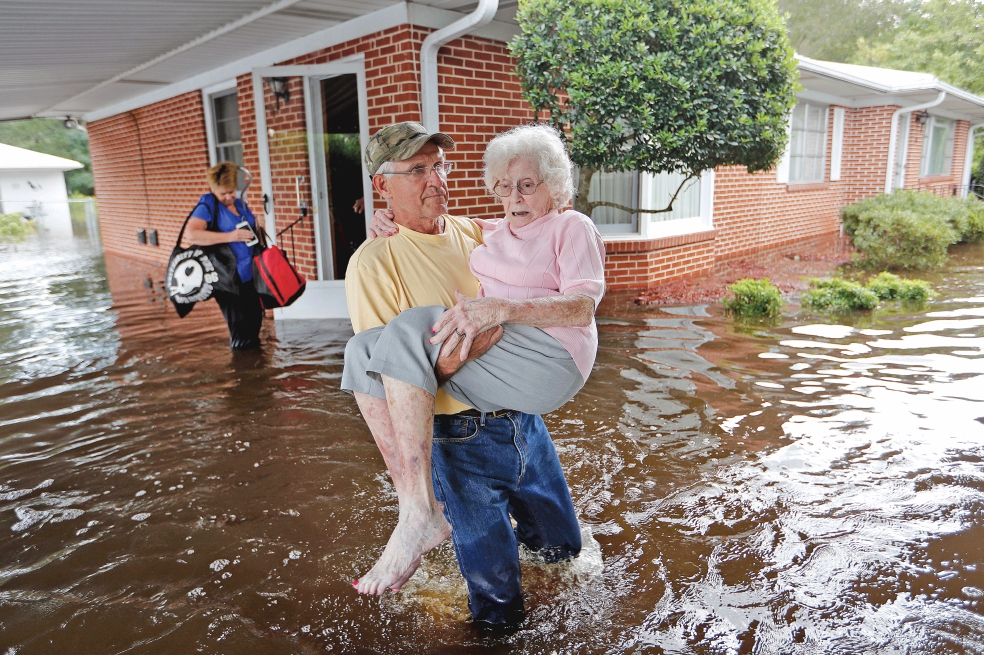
[{"x1": 2, "y1": 231, "x2": 984, "y2": 654}]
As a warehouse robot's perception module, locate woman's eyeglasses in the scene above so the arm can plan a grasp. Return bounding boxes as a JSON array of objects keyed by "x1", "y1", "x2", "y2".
[
  {"x1": 386, "y1": 162, "x2": 453, "y2": 179},
  {"x1": 492, "y1": 179, "x2": 544, "y2": 197}
]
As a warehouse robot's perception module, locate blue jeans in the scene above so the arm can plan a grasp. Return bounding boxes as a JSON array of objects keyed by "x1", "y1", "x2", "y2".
[{"x1": 431, "y1": 411, "x2": 582, "y2": 626}]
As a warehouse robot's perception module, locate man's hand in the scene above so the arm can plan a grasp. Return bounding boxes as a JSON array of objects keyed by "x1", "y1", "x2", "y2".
[{"x1": 435, "y1": 325, "x2": 503, "y2": 384}]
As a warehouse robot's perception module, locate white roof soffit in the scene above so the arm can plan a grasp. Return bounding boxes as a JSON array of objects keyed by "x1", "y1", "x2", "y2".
[
  {"x1": 0, "y1": 143, "x2": 84, "y2": 171},
  {"x1": 796, "y1": 55, "x2": 984, "y2": 121},
  {"x1": 0, "y1": 1, "x2": 519, "y2": 123}
]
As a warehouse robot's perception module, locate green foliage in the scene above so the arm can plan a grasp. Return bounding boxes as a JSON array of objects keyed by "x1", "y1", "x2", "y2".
[
  {"x1": 722, "y1": 278, "x2": 784, "y2": 317},
  {"x1": 802, "y1": 278, "x2": 879, "y2": 311},
  {"x1": 0, "y1": 213, "x2": 36, "y2": 240},
  {"x1": 866, "y1": 271, "x2": 934, "y2": 302},
  {"x1": 0, "y1": 119, "x2": 93, "y2": 196},
  {"x1": 854, "y1": 0, "x2": 984, "y2": 96},
  {"x1": 511, "y1": 0, "x2": 798, "y2": 215},
  {"x1": 777, "y1": 0, "x2": 915, "y2": 63},
  {"x1": 839, "y1": 190, "x2": 984, "y2": 269}
]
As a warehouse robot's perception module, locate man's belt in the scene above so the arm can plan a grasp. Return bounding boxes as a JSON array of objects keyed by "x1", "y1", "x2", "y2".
[{"x1": 454, "y1": 408, "x2": 517, "y2": 419}]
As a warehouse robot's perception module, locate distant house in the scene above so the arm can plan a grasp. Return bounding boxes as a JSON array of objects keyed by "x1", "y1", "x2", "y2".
[
  {"x1": 59, "y1": 3, "x2": 984, "y2": 317},
  {"x1": 0, "y1": 143, "x2": 83, "y2": 238}
]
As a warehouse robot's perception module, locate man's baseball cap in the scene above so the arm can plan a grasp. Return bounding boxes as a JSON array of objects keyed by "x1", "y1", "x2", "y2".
[{"x1": 364, "y1": 121, "x2": 455, "y2": 176}]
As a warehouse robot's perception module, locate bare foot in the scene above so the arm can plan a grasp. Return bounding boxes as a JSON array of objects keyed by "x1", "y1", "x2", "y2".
[{"x1": 355, "y1": 505, "x2": 451, "y2": 595}]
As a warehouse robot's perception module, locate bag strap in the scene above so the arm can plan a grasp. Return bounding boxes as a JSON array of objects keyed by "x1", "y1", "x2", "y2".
[{"x1": 173, "y1": 195, "x2": 221, "y2": 249}]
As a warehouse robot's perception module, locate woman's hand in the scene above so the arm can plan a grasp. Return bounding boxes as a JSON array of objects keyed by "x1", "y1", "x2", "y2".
[
  {"x1": 228, "y1": 228, "x2": 255, "y2": 243},
  {"x1": 367, "y1": 209, "x2": 399, "y2": 239},
  {"x1": 430, "y1": 291, "x2": 506, "y2": 361}
]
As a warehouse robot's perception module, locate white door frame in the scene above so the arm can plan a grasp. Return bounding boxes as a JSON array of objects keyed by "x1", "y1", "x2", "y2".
[
  {"x1": 251, "y1": 57, "x2": 372, "y2": 319},
  {"x1": 251, "y1": 58, "x2": 373, "y2": 278}
]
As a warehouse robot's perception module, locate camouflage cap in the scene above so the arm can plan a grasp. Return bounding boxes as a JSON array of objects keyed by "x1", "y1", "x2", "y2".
[{"x1": 364, "y1": 121, "x2": 455, "y2": 176}]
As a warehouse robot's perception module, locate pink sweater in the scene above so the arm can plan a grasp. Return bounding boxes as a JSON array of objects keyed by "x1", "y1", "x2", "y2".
[{"x1": 471, "y1": 209, "x2": 606, "y2": 382}]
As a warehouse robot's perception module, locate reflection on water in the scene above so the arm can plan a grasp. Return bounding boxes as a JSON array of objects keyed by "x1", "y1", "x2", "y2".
[{"x1": 2, "y1": 235, "x2": 984, "y2": 654}]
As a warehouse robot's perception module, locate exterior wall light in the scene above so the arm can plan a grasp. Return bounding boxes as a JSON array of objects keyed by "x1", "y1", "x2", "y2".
[
  {"x1": 917, "y1": 110, "x2": 930, "y2": 126},
  {"x1": 268, "y1": 77, "x2": 291, "y2": 110}
]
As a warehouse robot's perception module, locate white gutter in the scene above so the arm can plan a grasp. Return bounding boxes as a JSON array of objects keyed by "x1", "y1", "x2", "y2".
[
  {"x1": 43, "y1": 0, "x2": 307, "y2": 116},
  {"x1": 885, "y1": 92, "x2": 945, "y2": 194},
  {"x1": 419, "y1": 0, "x2": 499, "y2": 132},
  {"x1": 961, "y1": 122, "x2": 984, "y2": 197}
]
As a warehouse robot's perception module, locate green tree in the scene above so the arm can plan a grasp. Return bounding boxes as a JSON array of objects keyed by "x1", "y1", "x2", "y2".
[
  {"x1": 0, "y1": 119, "x2": 94, "y2": 196},
  {"x1": 855, "y1": 0, "x2": 984, "y2": 94},
  {"x1": 511, "y1": 0, "x2": 798, "y2": 216},
  {"x1": 853, "y1": 0, "x2": 984, "y2": 181},
  {"x1": 777, "y1": 0, "x2": 915, "y2": 63}
]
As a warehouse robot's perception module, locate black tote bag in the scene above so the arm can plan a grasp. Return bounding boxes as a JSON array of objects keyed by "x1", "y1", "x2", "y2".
[{"x1": 166, "y1": 197, "x2": 241, "y2": 318}]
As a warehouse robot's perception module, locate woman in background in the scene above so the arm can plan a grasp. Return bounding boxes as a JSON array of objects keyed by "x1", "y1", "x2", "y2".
[{"x1": 185, "y1": 161, "x2": 264, "y2": 350}]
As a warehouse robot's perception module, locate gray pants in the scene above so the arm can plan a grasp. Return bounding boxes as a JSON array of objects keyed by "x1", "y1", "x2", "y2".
[{"x1": 342, "y1": 306, "x2": 584, "y2": 414}]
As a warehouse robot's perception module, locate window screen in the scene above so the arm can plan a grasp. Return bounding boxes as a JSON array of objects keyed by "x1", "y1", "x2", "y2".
[
  {"x1": 211, "y1": 90, "x2": 243, "y2": 166},
  {"x1": 789, "y1": 102, "x2": 828, "y2": 183},
  {"x1": 920, "y1": 117, "x2": 954, "y2": 177}
]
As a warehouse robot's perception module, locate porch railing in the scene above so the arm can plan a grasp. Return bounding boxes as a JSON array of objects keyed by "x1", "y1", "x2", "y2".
[{"x1": 913, "y1": 183, "x2": 984, "y2": 200}]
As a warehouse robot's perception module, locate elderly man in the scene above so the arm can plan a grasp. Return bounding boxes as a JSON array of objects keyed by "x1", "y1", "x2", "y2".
[{"x1": 341, "y1": 121, "x2": 581, "y2": 627}]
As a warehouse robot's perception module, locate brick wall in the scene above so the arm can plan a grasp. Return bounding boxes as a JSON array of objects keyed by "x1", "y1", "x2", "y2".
[
  {"x1": 602, "y1": 105, "x2": 973, "y2": 290},
  {"x1": 91, "y1": 25, "x2": 534, "y2": 281},
  {"x1": 605, "y1": 231, "x2": 717, "y2": 291},
  {"x1": 87, "y1": 25, "x2": 977, "y2": 295},
  {"x1": 88, "y1": 92, "x2": 210, "y2": 263}
]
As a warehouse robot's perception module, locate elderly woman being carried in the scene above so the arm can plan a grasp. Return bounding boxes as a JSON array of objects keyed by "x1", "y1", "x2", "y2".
[{"x1": 342, "y1": 124, "x2": 606, "y2": 594}]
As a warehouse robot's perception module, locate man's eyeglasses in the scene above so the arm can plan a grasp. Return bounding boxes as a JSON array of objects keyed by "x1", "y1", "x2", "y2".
[
  {"x1": 385, "y1": 162, "x2": 453, "y2": 179},
  {"x1": 492, "y1": 179, "x2": 545, "y2": 197}
]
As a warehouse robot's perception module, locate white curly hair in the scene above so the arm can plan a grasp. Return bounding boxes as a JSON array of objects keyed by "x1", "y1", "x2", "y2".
[{"x1": 483, "y1": 123, "x2": 574, "y2": 210}]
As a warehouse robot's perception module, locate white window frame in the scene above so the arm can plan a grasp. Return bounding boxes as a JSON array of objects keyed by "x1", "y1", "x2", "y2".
[
  {"x1": 640, "y1": 169, "x2": 715, "y2": 239},
  {"x1": 830, "y1": 107, "x2": 845, "y2": 181},
  {"x1": 920, "y1": 116, "x2": 955, "y2": 177},
  {"x1": 591, "y1": 169, "x2": 715, "y2": 241},
  {"x1": 788, "y1": 101, "x2": 829, "y2": 184},
  {"x1": 202, "y1": 79, "x2": 241, "y2": 167}
]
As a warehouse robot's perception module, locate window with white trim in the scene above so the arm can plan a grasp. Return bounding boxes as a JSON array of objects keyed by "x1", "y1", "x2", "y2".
[
  {"x1": 920, "y1": 116, "x2": 954, "y2": 177},
  {"x1": 210, "y1": 90, "x2": 243, "y2": 166},
  {"x1": 587, "y1": 170, "x2": 703, "y2": 235},
  {"x1": 788, "y1": 102, "x2": 828, "y2": 183}
]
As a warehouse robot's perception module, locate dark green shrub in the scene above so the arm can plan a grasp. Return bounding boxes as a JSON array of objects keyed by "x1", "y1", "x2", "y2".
[
  {"x1": 866, "y1": 271, "x2": 934, "y2": 302},
  {"x1": 802, "y1": 278, "x2": 879, "y2": 311},
  {"x1": 722, "y1": 278, "x2": 784, "y2": 318},
  {"x1": 841, "y1": 190, "x2": 984, "y2": 269},
  {"x1": 0, "y1": 213, "x2": 35, "y2": 240}
]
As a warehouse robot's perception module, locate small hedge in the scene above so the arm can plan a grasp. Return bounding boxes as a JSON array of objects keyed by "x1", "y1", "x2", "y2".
[
  {"x1": 802, "y1": 278, "x2": 879, "y2": 311},
  {"x1": 802, "y1": 273, "x2": 934, "y2": 311},
  {"x1": 722, "y1": 278, "x2": 783, "y2": 318},
  {"x1": 0, "y1": 213, "x2": 35, "y2": 240},
  {"x1": 841, "y1": 190, "x2": 984, "y2": 270},
  {"x1": 866, "y1": 271, "x2": 934, "y2": 302}
]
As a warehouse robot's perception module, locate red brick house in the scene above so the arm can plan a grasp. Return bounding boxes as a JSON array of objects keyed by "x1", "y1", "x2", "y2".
[{"x1": 13, "y1": 3, "x2": 984, "y2": 318}]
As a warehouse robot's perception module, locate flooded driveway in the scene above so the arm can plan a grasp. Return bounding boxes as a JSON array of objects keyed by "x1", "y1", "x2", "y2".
[{"x1": 2, "y1": 234, "x2": 983, "y2": 654}]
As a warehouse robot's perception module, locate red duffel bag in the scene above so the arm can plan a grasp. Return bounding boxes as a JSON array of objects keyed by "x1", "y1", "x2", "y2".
[{"x1": 252, "y1": 230, "x2": 306, "y2": 308}]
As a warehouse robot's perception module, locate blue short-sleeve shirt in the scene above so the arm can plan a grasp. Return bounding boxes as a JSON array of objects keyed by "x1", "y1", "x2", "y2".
[{"x1": 190, "y1": 193, "x2": 256, "y2": 282}]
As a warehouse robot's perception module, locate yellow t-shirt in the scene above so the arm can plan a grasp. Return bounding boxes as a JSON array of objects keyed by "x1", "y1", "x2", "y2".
[{"x1": 345, "y1": 214, "x2": 483, "y2": 415}]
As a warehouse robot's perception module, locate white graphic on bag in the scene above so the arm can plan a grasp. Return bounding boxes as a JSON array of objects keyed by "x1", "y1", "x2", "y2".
[{"x1": 167, "y1": 249, "x2": 219, "y2": 303}]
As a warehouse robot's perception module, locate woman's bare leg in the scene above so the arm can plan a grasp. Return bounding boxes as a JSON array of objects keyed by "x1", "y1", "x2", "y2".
[{"x1": 353, "y1": 377, "x2": 450, "y2": 595}]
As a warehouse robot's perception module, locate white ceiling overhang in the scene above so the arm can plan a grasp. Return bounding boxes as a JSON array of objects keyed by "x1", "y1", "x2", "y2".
[
  {"x1": 0, "y1": 0, "x2": 519, "y2": 123},
  {"x1": 796, "y1": 56, "x2": 984, "y2": 123}
]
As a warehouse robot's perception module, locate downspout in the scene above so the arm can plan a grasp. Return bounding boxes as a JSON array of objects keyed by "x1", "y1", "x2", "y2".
[
  {"x1": 960, "y1": 122, "x2": 984, "y2": 197},
  {"x1": 419, "y1": 0, "x2": 499, "y2": 132},
  {"x1": 884, "y1": 91, "x2": 945, "y2": 194}
]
